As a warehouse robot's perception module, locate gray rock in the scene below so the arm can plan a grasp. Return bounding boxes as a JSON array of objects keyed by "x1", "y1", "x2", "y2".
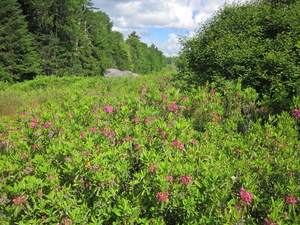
[{"x1": 104, "y1": 69, "x2": 139, "y2": 77}]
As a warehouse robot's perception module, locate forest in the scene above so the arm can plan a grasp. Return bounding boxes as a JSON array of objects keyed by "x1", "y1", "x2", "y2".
[{"x1": 0, "y1": 0, "x2": 167, "y2": 82}]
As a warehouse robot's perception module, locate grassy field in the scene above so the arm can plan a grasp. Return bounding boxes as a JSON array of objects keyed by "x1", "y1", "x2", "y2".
[{"x1": 0, "y1": 70, "x2": 299, "y2": 224}]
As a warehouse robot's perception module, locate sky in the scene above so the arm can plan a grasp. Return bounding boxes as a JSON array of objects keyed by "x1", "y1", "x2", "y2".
[{"x1": 91, "y1": 0, "x2": 247, "y2": 56}]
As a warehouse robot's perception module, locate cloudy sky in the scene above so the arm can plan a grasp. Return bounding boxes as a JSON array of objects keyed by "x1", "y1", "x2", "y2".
[{"x1": 91, "y1": 0, "x2": 246, "y2": 56}]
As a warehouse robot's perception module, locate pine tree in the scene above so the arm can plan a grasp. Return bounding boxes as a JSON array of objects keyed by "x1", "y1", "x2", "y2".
[{"x1": 0, "y1": 0, "x2": 40, "y2": 81}]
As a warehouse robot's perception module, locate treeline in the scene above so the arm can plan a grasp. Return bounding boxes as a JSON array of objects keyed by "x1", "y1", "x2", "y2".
[
  {"x1": 175, "y1": 0, "x2": 300, "y2": 111},
  {"x1": 0, "y1": 0, "x2": 167, "y2": 82}
]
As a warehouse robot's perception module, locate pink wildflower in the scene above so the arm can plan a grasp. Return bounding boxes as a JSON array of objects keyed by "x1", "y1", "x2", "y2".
[
  {"x1": 88, "y1": 127, "x2": 97, "y2": 133},
  {"x1": 132, "y1": 116, "x2": 139, "y2": 122},
  {"x1": 31, "y1": 118, "x2": 39, "y2": 123},
  {"x1": 44, "y1": 121, "x2": 52, "y2": 128},
  {"x1": 239, "y1": 188, "x2": 252, "y2": 205},
  {"x1": 104, "y1": 105, "x2": 114, "y2": 113},
  {"x1": 156, "y1": 191, "x2": 169, "y2": 202},
  {"x1": 216, "y1": 117, "x2": 222, "y2": 121},
  {"x1": 264, "y1": 218, "x2": 277, "y2": 225},
  {"x1": 167, "y1": 175, "x2": 173, "y2": 182},
  {"x1": 168, "y1": 103, "x2": 179, "y2": 112},
  {"x1": 145, "y1": 116, "x2": 156, "y2": 123},
  {"x1": 172, "y1": 139, "x2": 184, "y2": 149},
  {"x1": 148, "y1": 164, "x2": 158, "y2": 173},
  {"x1": 285, "y1": 195, "x2": 297, "y2": 204},
  {"x1": 181, "y1": 175, "x2": 192, "y2": 184},
  {"x1": 79, "y1": 132, "x2": 86, "y2": 138},
  {"x1": 65, "y1": 218, "x2": 72, "y2": 225},
  {"x1": 49, "y1": 175, "x2": 56, "y2": 179},
  {"x1": 292, "y1": 109, "x2": 300, "y2": 117},
  {"x1": 182, "y1": 97, "x2": 188, "y2": 101},
  {"x1": 161, "y1": 94, "x2": 167, "y2": 99},
  {"x1": 13, "y1": 195, "x2": 26, "y2": 205}
]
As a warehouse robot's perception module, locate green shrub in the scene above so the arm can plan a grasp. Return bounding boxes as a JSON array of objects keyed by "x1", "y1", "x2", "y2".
[{"x1": 175, "y1": 0, "x2": 300, "y2": 112}]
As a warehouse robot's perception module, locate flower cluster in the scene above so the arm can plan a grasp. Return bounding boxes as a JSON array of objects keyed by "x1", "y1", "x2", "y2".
[
  {"x1": 292, "y1": 109, "x2": 300, "y2": 117},
  {"x1": 148, "y1": 164, "x2": 158, "y2": 173},
  {"x1": 13, "y1": 195, "x2": 26, "y2": 205},
  {"x1": 239, "y1": 188, "x2": 252, "y2": 205},
  {"x1": 156, "y1": 191, "x2": 169, "y2": 202},
  {"x1": 44, "y1": 121, "x2": 52, "y2": 128},
  {"x1": 285, "y1": 195, "x2": 297, "y2": 204},
  {"x1": 168, "y1": 103, "x2": 179, "y2": 112},
  {"x1": 181, "y1": 175, "x2": 192, "y2": 184},
  {"x1": 29, "y1": 118, "x2": 39, "y2": 129},
  {"x1": 104, "y1": 105, "x2": 114, "y2": 113},
  {"x1": 171, "y1": 139, "x2": 184, "y2": 149}
]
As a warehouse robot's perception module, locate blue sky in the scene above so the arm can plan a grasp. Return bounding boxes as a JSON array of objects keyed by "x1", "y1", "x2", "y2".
[{"x1": 91, "y1": 0, "x2": 247, "y2": 56}]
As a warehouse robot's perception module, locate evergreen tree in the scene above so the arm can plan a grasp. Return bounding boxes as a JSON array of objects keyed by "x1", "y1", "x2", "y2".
[{"x1": 0, "y1": 0, "x2": 40, "y2": 81}]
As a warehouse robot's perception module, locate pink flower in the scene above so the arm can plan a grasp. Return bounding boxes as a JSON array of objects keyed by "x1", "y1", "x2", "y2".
[
  {"x1": 132, "y1": 116, "x2": 139, "y2": 122},
  {"x1": 156, "y1": 191, "x2": 169, "y2": 202},
  {"x1": 79, "y1": 132, "x2": 86, "y2": 138},
  {"x1": 292, "y1": 109, "x2": 300, "y2": 117},
  {"x1": 181, "y1": 175, "x2": 192, "y2": 184},
  {"x1": 148, "y1": 164, "x2": 158, "y2": 173},
  {"x1": 49, "y1": 175, "x2": 56, "y2": 179},
  {"x1": 172, "y1": 139, "x2": 184, "y2": 149},
  {"x1": 182, "y1": 97, "x2": 188, "y2": 101},
  {"x1": 216, "y1": 117, "x2": 222, "y2": 121},
  {"x1": 65, "y1": 218, "x2": 72, "y2": 225},
  {"x1": 239, "y1": 188, "x2": 252, "y2": 205},
  {"x1": 88, "y1": 127, "x2": 97, "y2": 133},
  {"x1": 264, "y1": 218, "x2": 277, "y2": 225},
  {"x1": 104, "y1": 105, "x2": 114, "y2": 113},
  {"x1": 145, "y1": 116, "x2": 156, "y2": 123},
  {"x1": 31, "y1": 118, "x2": 39, "y2": 123},
  {"x1": 168, "y1": 103, "x2": 179, "y2": 112},
  {"x1": 285, "y1": 195, "x2": 297, "y2": 204},
  {"x1": 161, "y1": 94, "x2": 167, "y2": 99},
  {"x1": 167, "y1": 175, "x2": 173, "y2": 182},
  {"x1": 29, "y1": 122, "x2": 36, "y2": 129},
  {"x1": 163, "y1": 77, "x2": 169, "y2": 81},
  {"x1": 13, "y1": 195, "x2": 26, "y2": 205},
  {"x1": 44, "y1": 121, "x2": 52, "y2": 128}
]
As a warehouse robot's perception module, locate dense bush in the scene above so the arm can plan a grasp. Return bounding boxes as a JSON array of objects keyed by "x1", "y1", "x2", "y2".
[
  {"x1": 174, "y1": 0, "x2": 300, "y2": 112},
  {"x1": 0, "y1": 74, "x2": 299, "y2": 224}
]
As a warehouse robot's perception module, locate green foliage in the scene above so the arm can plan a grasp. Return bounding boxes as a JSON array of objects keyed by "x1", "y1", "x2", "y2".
[
  {"x1": 175, "y1": 0, "x2": 300, "y2": 112},
  {"x1": 0, "y1": 0, "x2": 40, "y2": 81},
  {"x1": 0, "y1": 74, "x2": 299, "y2": 224},
  {"x1": 2, "y1": 0, "x2": 167, "y2": 79}
]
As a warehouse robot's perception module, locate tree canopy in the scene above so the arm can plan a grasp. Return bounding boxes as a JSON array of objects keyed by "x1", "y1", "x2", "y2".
[
  {"x1": 175, "y1": 0, "x2": 300, "y2": 111},
  {"x1": 0, "y1": 0, "x2": 167, "y2": 81}
]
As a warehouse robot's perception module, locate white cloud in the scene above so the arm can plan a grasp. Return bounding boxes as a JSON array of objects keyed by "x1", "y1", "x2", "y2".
[{"x1": 91, "y1": 0, "x2": 249, "y2": 56}]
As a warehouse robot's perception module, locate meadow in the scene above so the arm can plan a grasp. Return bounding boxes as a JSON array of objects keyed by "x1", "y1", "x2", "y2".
[{"x1": 0, "y1": 70, "x2": 299, "y2": 224}]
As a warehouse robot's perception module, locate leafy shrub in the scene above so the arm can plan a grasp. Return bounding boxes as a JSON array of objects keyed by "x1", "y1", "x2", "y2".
[
  {"x1": 175, "y1": 0, "x2": 300, "y2": 112},
  {"x1": 0, "y1": 74, "x2": 299, "y2": 224}
]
